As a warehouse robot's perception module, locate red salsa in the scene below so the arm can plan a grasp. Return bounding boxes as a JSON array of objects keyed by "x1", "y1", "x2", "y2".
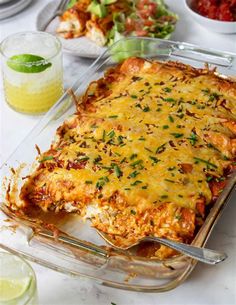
[{"x1": 193, "y1": 0, "x2": 236, "y2": 21}]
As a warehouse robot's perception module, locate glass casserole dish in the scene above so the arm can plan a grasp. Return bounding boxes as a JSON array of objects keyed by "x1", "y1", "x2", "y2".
[{"x1": 1, "y1": 37, "x2": 236, "y2": 292}]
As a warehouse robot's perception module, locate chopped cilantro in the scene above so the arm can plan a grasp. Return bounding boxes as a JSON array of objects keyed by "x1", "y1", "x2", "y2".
[
  {"x1": 163, "y1": 125, "x2": 169, "y2": 129},
  {"x1": 108, "y1": 115, "x2": 118, "y2": 118},
  {"x1": 168, "y1": 115, "x2": 174, "y2": 123},
  {"x1": 131, "y1": 209, "x2": 136, "y2": 215}
]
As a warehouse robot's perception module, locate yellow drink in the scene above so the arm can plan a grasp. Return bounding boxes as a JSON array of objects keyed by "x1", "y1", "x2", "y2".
[
  {"x1": 1, "y1": 32, "x2": 63, "y2": 114},
  {"x1": 4, "y1": 75, "x2": 63, "y2": 114}
]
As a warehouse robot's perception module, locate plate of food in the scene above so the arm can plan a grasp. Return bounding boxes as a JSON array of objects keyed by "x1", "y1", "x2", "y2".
[{"x1": 36, "y1": 0, "x2": 178, "y2": 58}]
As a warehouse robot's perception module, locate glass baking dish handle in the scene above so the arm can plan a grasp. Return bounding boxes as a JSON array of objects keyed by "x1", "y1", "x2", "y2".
[{"x1": 171, "y1": 42, "x2": 234, "y2": 67}]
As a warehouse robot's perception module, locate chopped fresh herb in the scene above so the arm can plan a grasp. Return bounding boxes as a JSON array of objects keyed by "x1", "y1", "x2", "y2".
[
  {"x1": 144, "y1": 147, "x2": 153, "y2": 153},
  {"x1": 135, "y1": 103, "x2": 142, "y2": 109},
  {"x1": 175, "y1": 215, "x2": 182, "y2": 220},
  {"x1": 90, "y1": 124, "x2": 98, "y2": 129},
  {"x1": 176, "y1": 124, "x2": 182, "y2": 128},
  {"x1": 77, "y1": 156, "x2": 89, "y2": 162},
  {"x1": 163, "y1": 87, "x2": 172, "y2": 93},
  {"x1": 129, "y1": 171, "x2": 140, "y2": 178},
  {"x1": 39, "y1": 155, "x2": 54, "y2": 162},
  {"x1": 108, "y1": 115, "x2": 118, "y2": 118},
  {"x1": 170, "y1": 133, "x2": 183, "y2": 138},
  {"x1": 94, "y1": 156, "x2": 102, "y2": 164},
  {"x1": 201, "y1": 88, "x2": 210, "y2": 95},
  {"x1": 163, "y1": 125, "x2": 169, "y2": 129},
  {"x1": 138, "y1": 136, "x2": 146, "y2": 141},
  {"x1": 178, "y1": 194, "x2": 183, "y2": 198},
  {"x1": 117, "y1": 135, "x2": 124, "y2": 144},
  {"x1": 149, "y1": 156, "x2": 160, "y2": 164},
  {"x1": 112, "y1": 164, "x2": 123, "y2": 178},
  {"x1": 156, "y1": 108, "x2": 162, "y2": 112},
  {"x1": 164, "y1": 97, "x2": 175, "y2": 103},
  {"x1": 177, "y1": 113, "x2": 184, "y2": 119},
  {"x1": 131, "y1": 209, "x2": 136, "y2": 215},
  {"x1": 120, "y1": 157, "x2": 127, "y2": 163},
  {"x1": 143, "y1": 106, "x2": 150, "y2": 112},
  {"x1": 222, "y1": 155, "x2": 229, "y2": 160},
  {"x1": 168, "y1": 166, "x2": 176, "y2": 171},
  {"x1": 187, "y1": 132, "x2": 198, "y2": 146},
  {"x1": 161, "y1": 195, "x2": 168, "y2": 199},
  {"x1": 131, "y1": 94, "x2": 137, "y2": 99},
  {"x1": 206, "y1": 176, "x2": 213, "y2": 182},
  {"x1": 168, "y1": 115, "x2": 174, "y2": 123},
  {"x1": 102, "y1": 130, "x2": 106, "y2": 141},
  {"x1": 209, "y1": 92, "x2": 221, "y2": 102},
  {"x1": 96, "y1": 176, "x2": 109, "y2": 189},
  {"x1": 130, "y1": 159, "x2": 143, "y2": 168},
  {"x1": 193, "y1": 157, "x2": 217, "y2": 169},
  {"x1": 130, "y1": 153, "x2": 137, "y2": 160},
  {"x1": 164, "y1": 178, "x2": 175, "y2": 183},
  {"x1": 98, "y1": 194, "x2": 103, "y2": 199},
  {"x1": 156, "y1": 143, "x2": 166, "y2": 154},
  {"x1": 131, "y1": 180, "x2": 142, "y2": 186},
  {"x1": 142, "y1": 185, "x2": 148, "y2": 189},
  {"x1": 107, "y1": 130, "x2": 115, "y2": 138},
  {"x1": 111, "y1": 302, "x2": 117, "y2": 305},
  {"x1": 124, "y1": 188, "x2": 131, "y2": 190}
]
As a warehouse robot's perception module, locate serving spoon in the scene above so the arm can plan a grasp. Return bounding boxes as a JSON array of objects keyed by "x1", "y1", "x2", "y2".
[{"x1": 97, "y1": 230, "x2": 227, "y2": 265}]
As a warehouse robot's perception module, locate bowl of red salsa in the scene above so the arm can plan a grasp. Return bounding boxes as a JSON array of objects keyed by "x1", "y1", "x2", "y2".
[{"x1": 185, "y1": 0, "x2": 236, "y2": 33}]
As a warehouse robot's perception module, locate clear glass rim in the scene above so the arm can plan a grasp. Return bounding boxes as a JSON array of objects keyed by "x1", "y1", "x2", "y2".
[
  {"x1": 0, "y1": 31, "x2": 62, "y2": 64},
  {"x1": 0, "y1": 251, "x2": 37, "y2": 305}
]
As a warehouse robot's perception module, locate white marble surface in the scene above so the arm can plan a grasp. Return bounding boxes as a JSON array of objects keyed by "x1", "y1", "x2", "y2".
[{"x1": 0, "y1": 1, "x2": 236, "y2": 304}]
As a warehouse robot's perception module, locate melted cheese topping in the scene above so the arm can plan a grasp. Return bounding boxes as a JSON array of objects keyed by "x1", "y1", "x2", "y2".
[{"x1": 19, "y1": 58, "x2": 236, "y2": 255}]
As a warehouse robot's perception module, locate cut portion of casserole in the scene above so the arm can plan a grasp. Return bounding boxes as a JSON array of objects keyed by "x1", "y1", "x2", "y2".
[{"x1": 14, "y1": 58, "x2": 236, "y2": 258}]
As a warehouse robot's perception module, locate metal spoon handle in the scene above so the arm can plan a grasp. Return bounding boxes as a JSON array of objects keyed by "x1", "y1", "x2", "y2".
[{"x1": 145, "y1": 236, "x2": 227, "y2": 265}]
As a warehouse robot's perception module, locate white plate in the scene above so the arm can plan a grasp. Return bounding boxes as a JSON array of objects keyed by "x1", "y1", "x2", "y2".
[
  {"x1": 36, "y1": 0, "x2": 106, "y2": 58},
  {"x1": 0, "y1": 0, "x2": 32, "y2": 20}
]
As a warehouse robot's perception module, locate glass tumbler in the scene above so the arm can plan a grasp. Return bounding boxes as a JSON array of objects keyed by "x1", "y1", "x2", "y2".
[
  {"x1": 0, "y1": 31, "x2": 63, "y2": 114},
  {"x1": 0, "y1": 252, "x2": 38, "y2": 305}
]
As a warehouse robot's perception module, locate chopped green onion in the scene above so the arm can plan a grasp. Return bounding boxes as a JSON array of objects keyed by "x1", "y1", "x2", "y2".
[
  {"x1": 129, "y1": 171, "x2": 140, "y2": 178},
  {"x1": 131, "y1": 180, "x2": 142, "y2": 186},
  {"x1": 39, "y1": 155, "x2": 54, "y2": 162},
  {"x1": 170, "y1": 133, "x2": 183, "y2": 138},
  {"x1": 193, "y1": 157, "x2": 217, "y2": 169}
]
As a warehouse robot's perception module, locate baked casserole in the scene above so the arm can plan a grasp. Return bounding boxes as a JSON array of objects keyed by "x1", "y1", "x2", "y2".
[{"x1": 8, "y1": 57, "x2": 236, "y2": 259}]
